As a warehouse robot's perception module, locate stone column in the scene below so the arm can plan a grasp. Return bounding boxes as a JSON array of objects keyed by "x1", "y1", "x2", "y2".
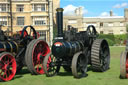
[
  {"x1": 125, "y1": 8, "x2": 128, "y2": 23},
  {"x1": 48, "y1": 0, "x2": 53, "y2": 46}
]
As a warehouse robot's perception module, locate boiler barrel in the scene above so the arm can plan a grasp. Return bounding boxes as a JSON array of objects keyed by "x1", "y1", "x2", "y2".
[
  {"x1": 0, "y1": 41, "x2": 18, "y2": 53},
  {"x1": 52, "y1": 41, "x2": 84, "y2": 57}
]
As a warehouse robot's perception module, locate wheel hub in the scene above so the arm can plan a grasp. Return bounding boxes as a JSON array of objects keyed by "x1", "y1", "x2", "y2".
[
  {"x1": 49, "y1": 62, "x2": 55, "y2": 67},
  {"x1": 37, "y1": 53, "x2": 42, "y2": 61}
]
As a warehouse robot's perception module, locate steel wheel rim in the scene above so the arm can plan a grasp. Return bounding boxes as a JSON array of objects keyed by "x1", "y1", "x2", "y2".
[
  {"x1": 43, "y1": 52, "x2": 60, "y2": 77},
  {"x1": 126, "y1": 53, "x2": 128, "y2": 78},
  {"x1": 76, "y1": 54, "x2": 87, "y2": 77},
  {"x1": 47, "y1": 55, "x2": 58, "y2": 76},
  {"x1": 0, "y1": 54, "x2": 16, "y2": 81},
  {"x1": 32, "y1": 41, "x2": 50, "y2": 74},
  {"x1": 100, "y1": 41, "x2": 110, "y2": 71},
  {"x1": 72, "y1": 52, "x2": 88, "y2": 78}
]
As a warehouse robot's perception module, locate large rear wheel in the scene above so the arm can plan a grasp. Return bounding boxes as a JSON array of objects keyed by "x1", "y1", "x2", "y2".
[
  {"x1": 91, "y1": 39, "x2": 110, "y2": 72},
  {"x1": 25, "y1": 38, "x2": 50, "y2": 75}
]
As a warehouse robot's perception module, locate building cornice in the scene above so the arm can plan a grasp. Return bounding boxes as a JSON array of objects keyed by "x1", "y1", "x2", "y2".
[
  {"x1": 30, "y1": 2, "x2": 48, "y2": 4},
  {"x1": 84, "y1": 16, "x2": 124, "y2": 19},
  {"x1": 12, "y1": 0, "x2": 31, "y2": 1},
  {"x1": 0, "y1": 2, "x2": 9, "y2": 4}
]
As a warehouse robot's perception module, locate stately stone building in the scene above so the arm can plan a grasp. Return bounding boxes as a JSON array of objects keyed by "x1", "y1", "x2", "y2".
[
  {"x1": 0, "y1": 0, "x2": 60, "y2": 45},
  {"x1": 0, "y1": 0, "x2": 128, "y2": 45},
  {"x1": 63, "y1": 7, "x2": 128, "y2": 35}
]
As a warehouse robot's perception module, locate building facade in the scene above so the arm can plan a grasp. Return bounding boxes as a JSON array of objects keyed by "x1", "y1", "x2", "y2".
[
  {"x1": 63, "y1": 7, "x2": 128, "y2": 35},
  {"x1": 63, "y1": 7, "x2": 84, "y2": 31},
  {"x1": 0, "y1": 0, "x2": 60, "y2": 44}
]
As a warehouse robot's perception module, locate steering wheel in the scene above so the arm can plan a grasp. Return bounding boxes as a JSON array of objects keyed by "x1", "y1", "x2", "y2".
[
  {"x1": 86, "y1": 25, "x2": 97, "y2": 37},
  {"x1": 20, "y1": 26, "x2": 37, "y2": 40}
]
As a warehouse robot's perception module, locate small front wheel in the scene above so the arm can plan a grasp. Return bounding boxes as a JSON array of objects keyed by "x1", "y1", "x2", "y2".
[
  {"x1": 43, "y1": 52, "x2": 60, "y2": 77},
  {"x1": 72, "y1": 51, "x2": 88, "y2": 78},
  {"x1": 0, "y1": 52, "x2": 16, "y2": 81}
]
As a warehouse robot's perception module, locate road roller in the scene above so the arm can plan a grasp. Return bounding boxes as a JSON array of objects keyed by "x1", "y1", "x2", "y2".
[
  {"x1": 43, "y1": 8, "x2": 110, "y2": 78},
  {"x1": 0, "y1": 25, "x2": 50, "y2": 81}
]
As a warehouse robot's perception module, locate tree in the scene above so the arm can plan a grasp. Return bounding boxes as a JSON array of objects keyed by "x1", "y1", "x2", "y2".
[
  {"x1": 126, "y1": 24, "x2": 128, "y2": 33},
  {"x1": 53, "y1": 25, "x2": 57, "y2": 38},
  {"x1": 126, "y1": 24, "x2": 128, "y2": 39}
]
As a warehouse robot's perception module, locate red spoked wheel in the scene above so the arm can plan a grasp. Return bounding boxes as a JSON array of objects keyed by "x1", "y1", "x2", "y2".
[
  {"x1": 126, "y1": 54, "x2": 128, "y2": 78},
  {"x1": 0, "y1": 52, "x2": 16, "y2": 81},
  {"x1": 43, "y1": 52, "x2": 60, "y2": 77},
  {"x1": 120, "y1": 51, "x2": 128, "y2": 79},
  {"x1": 25, "y1": 38, "x2": 50, "y2": 75}
]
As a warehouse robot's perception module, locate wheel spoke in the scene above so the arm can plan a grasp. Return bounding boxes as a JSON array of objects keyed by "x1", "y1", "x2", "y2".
[
  {"x1": 47, "y1": 57, "x2": 51, "y2": 63},
  {"x1": 36, "y1": 64, "x2": 40, "y2": 72},
  {"x1": 2, "y1": 71, "x2": 6, "y2": 77},
  {"x1": 7, "y1": 57, "x2": 10, "y2": 64},
  {"x1": 8, "y1": 59, "x2": 14, "y2": 65},
  {"x1": 5, "y1": 73, "x2": 7, "y2": 79},
  {"x1": 1, "y1": 66, "x2": 5, "y2": 70},
  {"x1": 0, "y1": 63, "x2": 2, "y2": 66},
  {"x1": 7, "y1": 70, "x2": 11, "y2": 76},
  {"x1": 4, "y1": 56, "x2": 7, "y2": 61},
  {"x1": 0, "y1": 63, "x2": 4, "y2": 69},
  {"x1": 0, "y1": 69, "x2": 3, "y2": 74},
  {"x1": 1, "y1": 59, "x2": 5, "y2": 64}
]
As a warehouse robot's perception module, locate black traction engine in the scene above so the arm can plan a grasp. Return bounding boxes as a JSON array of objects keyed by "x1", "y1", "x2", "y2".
[
  {"x1": 0, "y1": 25, "x2": 50, "y2": 81},
  {"x1": 43, "y1": 8, "x2": 110, "y2": 78}
]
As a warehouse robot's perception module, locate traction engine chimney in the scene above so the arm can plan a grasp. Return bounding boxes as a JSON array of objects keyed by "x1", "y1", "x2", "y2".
[{"x1": 56, "y1": 8, "x2": 64, "y2": 37}]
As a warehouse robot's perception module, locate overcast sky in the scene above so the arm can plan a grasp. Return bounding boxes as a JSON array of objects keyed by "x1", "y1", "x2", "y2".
[{"x1": 60, "y1": 0, "x2": 128, "y2": 17}]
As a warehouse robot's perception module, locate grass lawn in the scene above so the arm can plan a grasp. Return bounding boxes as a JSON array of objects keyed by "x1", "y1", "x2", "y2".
[{"x1": 1, "y1": 46, "x2": 128, "y2": 85}]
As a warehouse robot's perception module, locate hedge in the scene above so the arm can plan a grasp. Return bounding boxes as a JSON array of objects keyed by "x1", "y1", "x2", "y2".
[{"x1": 98, "y1": 34, "x2": 127, "y2": 46}]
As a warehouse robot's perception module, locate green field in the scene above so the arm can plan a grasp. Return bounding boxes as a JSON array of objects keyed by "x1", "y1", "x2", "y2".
[{"x1": 1, "y1": 46, "x2": 128, "y2": 85}]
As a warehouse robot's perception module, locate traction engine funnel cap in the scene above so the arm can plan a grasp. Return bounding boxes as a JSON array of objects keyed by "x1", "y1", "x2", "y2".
[{"x1": 56, "y1": 8, "x2": 64, "y2": 12}]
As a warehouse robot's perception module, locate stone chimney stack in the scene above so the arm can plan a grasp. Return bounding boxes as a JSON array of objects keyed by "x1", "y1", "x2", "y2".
[
  {"x1": 75, "y1": 8, "x2": 79, "y2": 16},
  {"x1": 79, "y1": 7, "x2": 83, "y2": 16},
  {"x1": 110, "y1": 10, "x2": 113, "y2": 16},
  {"x1": 125, "y1": 8, "x2": 128, "y2": 22},
  {"x1": 75, "y1": 7, "x2": 83, "y2": 16}
]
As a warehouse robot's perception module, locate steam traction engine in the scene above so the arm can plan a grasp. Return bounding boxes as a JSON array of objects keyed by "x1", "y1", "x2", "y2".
[
  {"x1": 0, "y1": 25, "x2": 50, "y2": 81},
  {"x1": 43, "y1": 8, "x2": 110, "y2": 78},
  {"x1": 120, "y1": 41, "x2": 128, "y2": 79}
]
